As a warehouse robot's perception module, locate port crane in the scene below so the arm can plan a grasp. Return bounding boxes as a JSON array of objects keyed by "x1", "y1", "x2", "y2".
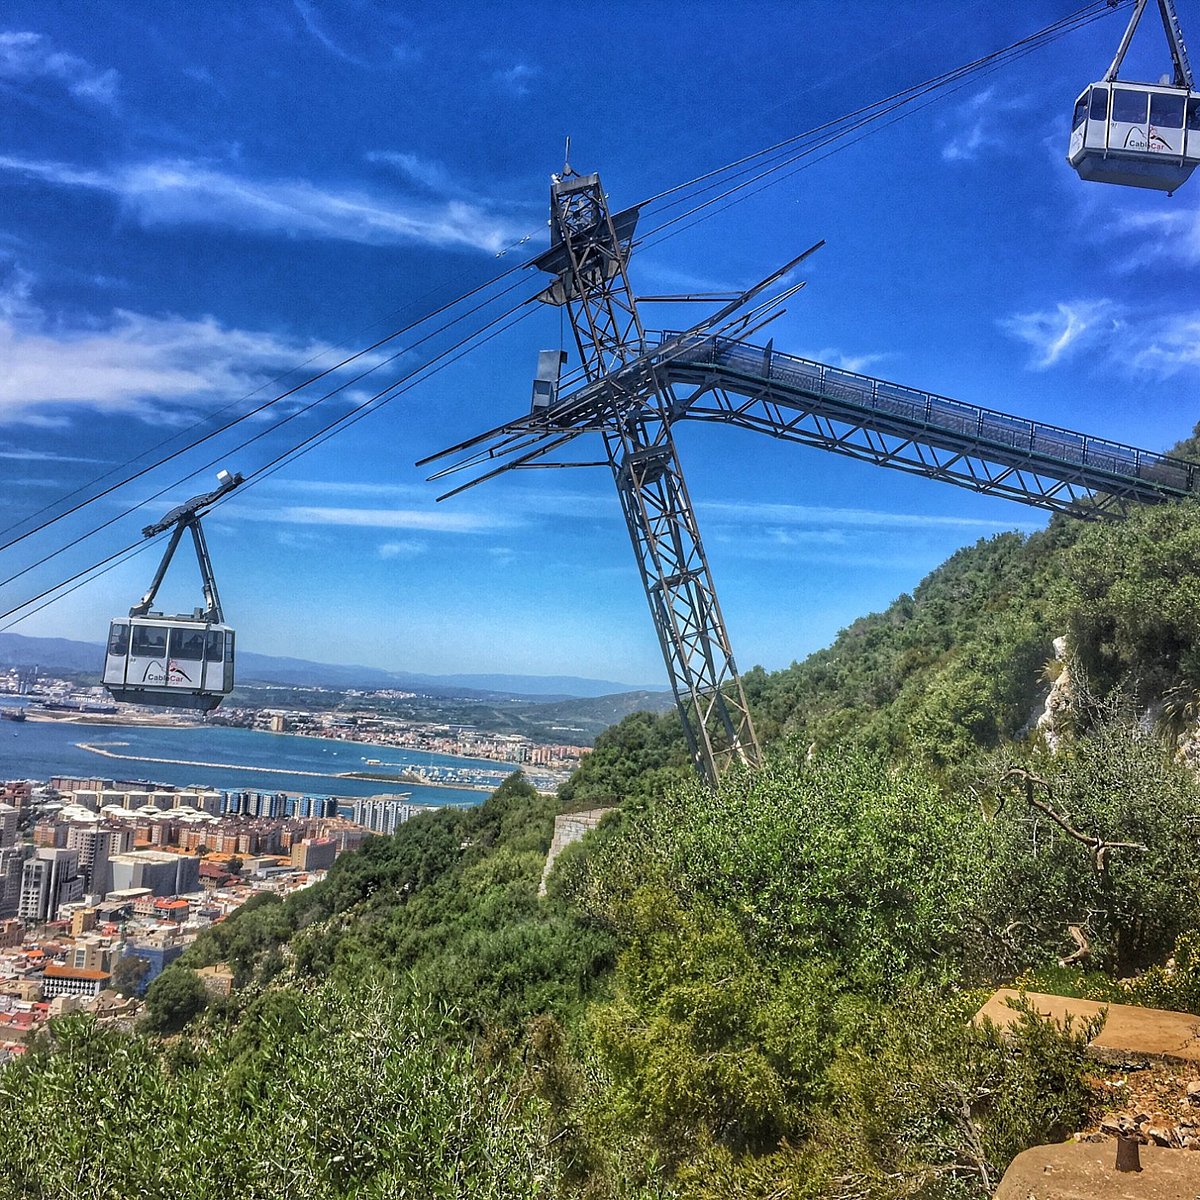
[{"x1": 422, "y1": 166, "x2": 1200, "y2": 785}]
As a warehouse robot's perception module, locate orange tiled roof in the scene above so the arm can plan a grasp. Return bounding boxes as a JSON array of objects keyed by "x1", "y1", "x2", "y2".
[{"x1": 42, "y1": 965, "x2": 110, "y2": 981}]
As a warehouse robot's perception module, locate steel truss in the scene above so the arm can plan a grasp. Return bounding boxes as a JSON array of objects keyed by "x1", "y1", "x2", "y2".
[
  {"x1": 663, "y1": 335, "x2": 1199, "y2": 517},
  {"x1": 533, "y1": 170, "x2": 757, "y2": 781}
]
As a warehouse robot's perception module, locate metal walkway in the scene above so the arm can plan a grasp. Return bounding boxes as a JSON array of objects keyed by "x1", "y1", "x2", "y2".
[{"x1": 656, "y1": 332, "x2": 1199, "y2": 518}]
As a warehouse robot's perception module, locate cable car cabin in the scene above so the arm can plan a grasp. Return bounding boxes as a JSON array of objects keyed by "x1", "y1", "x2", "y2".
[
  {"x1": 102, "y1": 616, "x2": 235, "y2": 712},
  {"x1": 1069, "y1": 81, "x2": 1200, "y2": 191}
]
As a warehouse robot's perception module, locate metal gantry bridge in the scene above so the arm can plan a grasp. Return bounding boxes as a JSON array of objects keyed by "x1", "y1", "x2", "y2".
[{"x1": 423, "y1": 167, "x2": 1198, "y2": 785}]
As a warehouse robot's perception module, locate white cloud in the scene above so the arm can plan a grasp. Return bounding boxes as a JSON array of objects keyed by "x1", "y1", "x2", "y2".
[
  {"x1": 367, "y1": 151, "x2": 455, "y2": 194},
  {"x1": 0, "y1": 31, "x2": 118, "y2": 107},
  {"x1": 699, "y1": 498, "x2": 1038, "y2": 571},
  {"x1": 1000, "y1": 300, "x2": 1121, "y2": 369},
  {"x1": 700, "y1": 498, "x2": 1039, "y2": 533},
  {"x1": 1001, "y1": 299, "x2": 1200, "y2": 377},
  {"x1": 0, "y1": 154, "x2": 528, "y2": 253},
  {"x1": 378, "y1": 538, "x2": 427, "y2": 559},
  {"x1": 1111, "y1": 206, "x2": 1200, "y2": 268},
  {"x1": 1129, "y1": 314, "x2": 1200, "y2": 376},
  {"x1": 805, "y1": 346, "x2": 893, "y2": 375},
  {"x1": 940, "y1": 87, "x2": 1034, "y2": 164},
  {"x1": 244, "y1": 505, "x2": 517, "y2": 533},
  {"x1": 0, "y1": 272, "x2": 339, "y2": 421},
  {"x1": 0, "y1": 447, "x2": 106, "y2": 463},
  {"x1": 292, "y1": 1, "x2": 364, "y2": 66},
  {"x1": 493, "y1": 62, "x2": 536, "y2": 96}
]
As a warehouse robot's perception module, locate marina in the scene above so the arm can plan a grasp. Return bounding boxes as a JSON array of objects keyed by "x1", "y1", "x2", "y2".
[{"x1": 0, "y1": 719, "x2": 505, "y2": 807}]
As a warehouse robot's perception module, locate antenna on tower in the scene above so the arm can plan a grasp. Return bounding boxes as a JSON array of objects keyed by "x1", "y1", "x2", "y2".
[{"x1": 562, "y1": 135, "x2": 575, "y2": 179}]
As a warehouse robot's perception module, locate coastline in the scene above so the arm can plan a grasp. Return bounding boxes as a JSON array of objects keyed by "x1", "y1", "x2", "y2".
[{"x1": 74, "y1": 741, "x2": 502, "y2": 794}]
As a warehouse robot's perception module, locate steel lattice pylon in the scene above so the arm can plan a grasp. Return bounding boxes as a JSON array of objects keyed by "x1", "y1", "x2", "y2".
[
  {"x1": 534, "y1": 169, "x2": 758, "y2": 782},
  {"x1": 421, "y1": 167, "x2": 1200, "y2": 786}
]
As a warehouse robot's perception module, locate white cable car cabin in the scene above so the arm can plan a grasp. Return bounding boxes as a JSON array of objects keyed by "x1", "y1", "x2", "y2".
[
  {"x1": 1068, "y1": 0, "x2": 1200, "y2": 193},
  {"x1": 101, "y1": 470, "x2": 242, "y2": 713},
  {"x1": 103, "y1": 616, "x2": 235, "y2": 713}
]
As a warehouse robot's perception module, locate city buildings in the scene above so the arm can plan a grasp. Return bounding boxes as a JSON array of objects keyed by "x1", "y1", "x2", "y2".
[
  {"x1": 290, "y1": 837, "x2": 337, "y2": 872},
  {"x1": 347, "y1": 795, "x2": 421, "y2": 836},
  {"x1": 40, "y1": 965, "x2": 111, "y2": 1002},
  {"x1": 109, "y1": 850, "x2": 200, "y2": 898},
  {"x1": 65, "y1": 824, "x2": 134, "y2": 898},
  {"x1": 18, "y1": 849, "x2": 83, "y2": 923}
]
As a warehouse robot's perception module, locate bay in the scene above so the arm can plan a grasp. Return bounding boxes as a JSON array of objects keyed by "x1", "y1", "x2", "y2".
[{"x1": 0, "y1": 718, "x2": 508, "y2": 808}]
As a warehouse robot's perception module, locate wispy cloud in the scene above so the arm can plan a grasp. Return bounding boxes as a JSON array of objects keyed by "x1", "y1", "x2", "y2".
[
  {"x1": 0, "y1": 31, "x2": 118, "y2": 108},
  {"x1": 0, "y1": 447, "x2": 106, "y2": 463},
  {"x1": 805, "y1": 346, "x2": 893, "y2": 374},
  {"x1": 699, "y1": 498, "x2": 1038, "y2": 570},
  {"x1": 1128, "y1": 314, "x2": 1200, "y2": 376},
  {"x1": 699, "y1": 498, "x2": 1040, "y2": 533},
  {"x1": 1000, "y1": 299, "x2": 1121, "y2": 369},
  {"x1": 1110, "y1": 206, "x2": 1200, "y2": 268},
  {"x1": 1001, "y1": 299, "x2": 1200, "y2": 378},
  {"x1": 243, "y1": 505, "x2": 517, "y2": 533},
  {"x1": 0, "y1": 270, "x2": 338, "y2": 421},
  {"x1": 0, "y1": 154, "x2": 527, "y2": 253},
  {"x1": 378, "y1": 538, "x2": 427, "y2": 559},
  {"x1": 260, "y1": 478, "x2": 428, "y2": 501},
  {"x1": 293, "y1": 1, "x2": 365, "y2": 66},
  {"x1": 366, "y1": 151, "x2": 455, "y2": 194},
  {"x1": 493, "y1": 62, "x2": 536, "y2": 96},
  {"x1": 941, "y1": 87, "x2": 1033, "y2": 163}
]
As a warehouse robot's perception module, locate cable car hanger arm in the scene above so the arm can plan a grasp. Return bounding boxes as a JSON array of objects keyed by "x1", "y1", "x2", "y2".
[
  {"x1": 130, "y1": 469, "x2": 240, "y2": 622},
  {"x1": 1105, "y1": 0, "x2": 1194, "y2": 87}
]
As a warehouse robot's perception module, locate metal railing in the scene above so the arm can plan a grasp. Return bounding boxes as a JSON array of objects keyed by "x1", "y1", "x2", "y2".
[{"x1": 654, "y1": 331, "x2": 1198, "y2": 497}]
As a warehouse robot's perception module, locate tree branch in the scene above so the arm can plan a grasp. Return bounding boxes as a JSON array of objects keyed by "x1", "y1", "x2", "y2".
[{"x1": 999, "y1": 767, "x2": 1147, "y2": 873}]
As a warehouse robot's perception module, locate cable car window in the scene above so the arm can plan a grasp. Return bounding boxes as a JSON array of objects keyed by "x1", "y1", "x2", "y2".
[
  {"x1": 107, "y1": 623, "x2": 129, "y2": 656},
  {"x1": 1073, "y1": 96, "x2": 1088, "y2": 129},
  {"x1": 1112, "y1": 89, "x2": 1148, "y2": 124},
  {"x1": 1089, "y1": 87, "x2": 1109, "y2": 121},
  {"x1": 205, "y1": 630, "x2": 225, "y2": 662},
  {"x1": 1150, "y1": 92, "x2": 1185, "y2": 128},
  {"x1": 1188, "y1": 98, "x2": 1200, "y2": 131},
  {"x1": 131, "y1": 626, "x2": 166, "y2": 657},
  {"x1": 169, "y1": 628, "x2": 206, "y2": 661}
]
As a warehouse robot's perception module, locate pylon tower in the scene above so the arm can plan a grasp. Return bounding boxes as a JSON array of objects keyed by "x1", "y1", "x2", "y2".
[{"x1": 532, "y1": 167, "x2": 760, "y2": 783}]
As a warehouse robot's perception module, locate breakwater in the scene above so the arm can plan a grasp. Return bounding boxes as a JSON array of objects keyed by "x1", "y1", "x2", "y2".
[{"x1": 0, "y1": 720, "x2": 494, "y2": 806}]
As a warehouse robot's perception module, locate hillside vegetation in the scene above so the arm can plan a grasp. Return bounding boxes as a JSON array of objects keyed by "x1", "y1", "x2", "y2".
[{"x1": 8, "y1": 495, "x2": 1200, "y2": 1198}]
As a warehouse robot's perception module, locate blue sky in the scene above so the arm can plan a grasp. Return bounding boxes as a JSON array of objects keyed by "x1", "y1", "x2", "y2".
[{"x1": 0, "y1": 2, "x2": 1198, "y2": 686}]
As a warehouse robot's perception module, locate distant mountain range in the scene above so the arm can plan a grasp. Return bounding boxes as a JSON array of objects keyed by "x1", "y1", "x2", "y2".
[{"x1": 0, "y1": 632, "x2": 669, "y2": 702}]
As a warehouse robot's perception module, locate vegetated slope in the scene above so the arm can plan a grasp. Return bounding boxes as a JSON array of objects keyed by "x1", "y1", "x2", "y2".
[
  {"x1": 10, "y1": 490, "x2": 1200, "y2": 1199},
  {"x1": 566, "y1": 490, "x2": 1200, "y2": 806}
]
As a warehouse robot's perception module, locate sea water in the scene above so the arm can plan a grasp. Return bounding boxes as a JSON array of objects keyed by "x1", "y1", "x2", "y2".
[{"x1": 0, "y1": 719, "x2": 504, "y2": 808}]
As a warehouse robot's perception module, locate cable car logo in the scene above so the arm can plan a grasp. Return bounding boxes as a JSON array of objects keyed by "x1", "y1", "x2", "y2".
[
  {"x1": 1123, "y1": 125, "x2": 1174, "y2": 154},
  {"x1": 168, "y1": 659, "x2": 193, "y2": 684},
  {"x1": 139, "y1": 660, "x2": 193, "y2": 684}
]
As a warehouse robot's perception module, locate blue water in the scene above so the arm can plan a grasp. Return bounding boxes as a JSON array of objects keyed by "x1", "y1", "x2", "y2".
[{"x1": 0, "y1": 718, "x2": 508, "y2": 808}]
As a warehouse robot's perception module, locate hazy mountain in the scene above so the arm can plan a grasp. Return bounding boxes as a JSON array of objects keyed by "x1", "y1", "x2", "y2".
[{"x1": 0, "y1": 632, "x2": 667, "y2": 701}]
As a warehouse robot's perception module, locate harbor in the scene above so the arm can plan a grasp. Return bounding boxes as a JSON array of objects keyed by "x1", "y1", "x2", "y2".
[{"x1": 0, "y1": 720, "x2": 504, "y2": 808}]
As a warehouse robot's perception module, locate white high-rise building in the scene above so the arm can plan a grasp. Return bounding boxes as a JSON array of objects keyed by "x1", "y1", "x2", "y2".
[
  {"x1": 0, "y1": 845, "x2": 28, "y2": 918},
  {"x1": 18, "y1": 848, "x2": 83, "y2": 923},
  {"x1": 66, "y1": 825, "x2": 134, "y2": 899},
  {"x1": 0, "y1": 802, "x2": 17, "y2": 848}
]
